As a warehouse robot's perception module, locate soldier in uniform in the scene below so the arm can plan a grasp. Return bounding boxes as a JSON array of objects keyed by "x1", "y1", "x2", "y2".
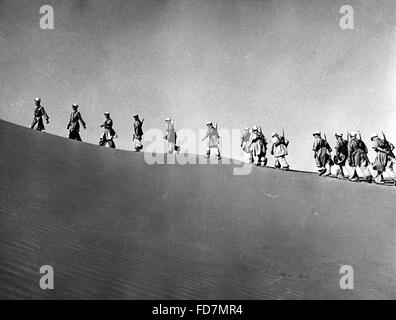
[
  {"x1": 132, "y1": 114, "x2": 144, "y2": 152},
  {"x1": 333, "y1": 133, "x2": 348, "y2": 179},
  {"x1": 99, "y1": 112, "x2": 116, "y2": 149},
  {"x1": 164, "y1": 118, "x2": 179, "y2": 154},
  {"x1": 30, "y1": 98, "x2": 49, "y2": 131},
  {"x1": 371, "y1": 133, "x2": 395, "y2": 185},
  {"x1": 347, "y1": 131, "x2": 372, "y2": 183},
  {"x1": 241, "y1": 127, "x2": 253, "y2": 163},
  {"x1": 270, "y1": 132, "x2": 289, "y2": 170},
  {"x1": 202, "y1": 121, "x2": 221, "y2": 159},
  {"x1": 67, "y1": 104, "x2": 86, "y2": 141},
  {"x1": 312, "y1": 131, "x2": 333, "y2": 176},
  {"x1": 248, "y1": 126, "x2": 267, "y2": 166}
]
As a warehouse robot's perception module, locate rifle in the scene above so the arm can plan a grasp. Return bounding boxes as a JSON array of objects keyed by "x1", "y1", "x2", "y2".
[
  {"x1": 323, "y1": 133, "x2": 327, "y2": 141},
  {"x1": 382, "y1": 132, "x2": 395, "y2": 158}
]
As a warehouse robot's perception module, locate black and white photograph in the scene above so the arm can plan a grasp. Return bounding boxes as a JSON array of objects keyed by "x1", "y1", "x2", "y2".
[{"x1": 0, "y1": 0, "x2": 395, "y2": 306}]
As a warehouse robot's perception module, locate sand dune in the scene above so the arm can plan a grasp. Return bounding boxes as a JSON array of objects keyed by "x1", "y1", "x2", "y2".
[{"x1": 0, "y1": 119, "x2": 395, "y2": 299}]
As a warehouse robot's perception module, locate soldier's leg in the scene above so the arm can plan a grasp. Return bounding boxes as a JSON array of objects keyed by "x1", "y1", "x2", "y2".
[
  {"x1": 204, "y1": 147, "x2": 210, "y2": 158},
  {"x1": 75, "y1": 133, "x2": 82, "y2": 142},
  {"x1": 30, "y1": 118, "x2": 37, "y2": 129},
  {"x1": 216, "y1": 146, "x2": 221, "y2": 158},
  {"x1": 349, "y1": 166, "x2": 359, "y2": 182},
  {"x1": 362, "y1": 163, "x2": 373, "y2": 182},
  {"x1": 168, "y1": 142, "x2": 175, "y2": 154},
  {"x1": 99, "y1": 138, "x2": 106, "y2": 146},
  {"x1": 108, "y1": 139, "x2": 115, "y2": 149},
  {"x1": 37, "y1": 117, "x2": 44, "y2": 131},
  {"x1": 280, "y1": 156, "x2": 289, "y2": 170},
  {"x1": 323, "y1": 160, "x2": 332, "y2": 176},
  {"x1": 390, "y1": 158, "x2": 396, "y2": 185}
]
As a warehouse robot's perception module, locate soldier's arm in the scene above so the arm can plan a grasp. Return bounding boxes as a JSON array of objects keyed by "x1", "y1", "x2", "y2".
[
  {"x1": 42, "y1": 107, "x2": 49, "y2": 122},
  {"x1": 79, "y1": 113, "x2": 86, "y2": 128}
]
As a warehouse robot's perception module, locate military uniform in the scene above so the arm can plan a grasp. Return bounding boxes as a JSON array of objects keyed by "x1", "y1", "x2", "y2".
[
  {"x1": 99, "y1": 115, "x2": 116, "y2": 148},
  {"x1": 371, "y1": 134, "x2": 395, "y2": 184},
  {"x1": 248, "y1": 127, "x2": 267, "y2": 166},
  {"x1": 133, "y1": 116, "x2": 144, "y2": 152},
  {"x1": 348, "y1": 132, "x2": 372, "y2": 182},
  {"x1": 270, "y1": 133, "x2": 289, "y2": 170},
  {"x1": 312, "y1": 133, "x2": 332, "y2": 176},
  {"x1": 241, "y1": 128, "x2": 253, "y2": 163},
  {"x1": 334, "y1": 134, "x2": 348, "y2": 178},
  {"x1": 164, "y1": 119, "x2": 179, "y2": 154},
  {"x1": 67, "y1": 108, "x2": 86, "y2": 141},
  {"x1": 202, "y1": 122, "x2": 221, "y2": 159},
  {"x1": 30, "y1": 100, "x2": 49, "y2": 131}
]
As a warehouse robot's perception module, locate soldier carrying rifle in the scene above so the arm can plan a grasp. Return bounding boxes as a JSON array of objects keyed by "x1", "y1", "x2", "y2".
[
  {"x1": 312, "y1": 131, "x2": 333, "y2": 176},
  {"x1": 333, "y1": 132, "x2": 348, "y2": 179},
  {"x1": 371, "y1": 132, "x2": 396, "y2": 185},
  {"x1": 202, "y1": 121, "x2": 221, "y2": 160},
  {"x1": 347, "y1": 131, "x2": 372, "y2": 183},
  {"x1": 248, "y1": 126, "x2": 267, "y2": 166},
  {"x1": 270, "y1": 130, "x2": 289, "y2": 170}
]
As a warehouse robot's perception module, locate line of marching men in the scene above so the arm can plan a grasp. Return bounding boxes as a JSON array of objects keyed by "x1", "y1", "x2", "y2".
[
  {"x1": 30, "y1": 98, "x2": 395, "y2": 185},
  {"x1": 311, "y1": 131, "x2": 396, "y2": 185},
  {"x1": 29, "y1": 98, "x2": 221, "y2": 158}
]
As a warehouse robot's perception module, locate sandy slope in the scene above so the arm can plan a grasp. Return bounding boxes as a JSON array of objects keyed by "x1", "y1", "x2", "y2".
[{"x1": 0, "y1": 119, "x2": 395, "y2": 299}]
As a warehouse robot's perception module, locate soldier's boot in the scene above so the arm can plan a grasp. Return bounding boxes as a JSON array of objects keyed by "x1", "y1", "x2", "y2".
[
  {"x1": 204, "y1": 150, "x2": 210, "y2": 158},
  {"x1": 318, "y1": 167, "x2": 326, "y2": 176},
  {"x1": 336, "y1": 168, "x2": 344, "y2": 179},
  {"x1": 323, "y1": 164, "x2": 332, "y2": 177},
  {"x1": 349, "y1": 168, "x2": 359, "y2": 182},
  {"x1": 374, "y1": 173, "x2": 384, "y2": 184},
  {"x1": 364, "y1": 169, "x2": 373, "y2": 184}
]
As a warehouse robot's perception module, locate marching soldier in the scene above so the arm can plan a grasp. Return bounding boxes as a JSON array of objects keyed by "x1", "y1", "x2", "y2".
[
  {"x1": 270, "y1": 132, "x2": 289, "y2": 170},
  {"x1": 67, "y1": 104, "x2": 86, "y2": 141},
  {"x1": 132, "y1": 114, "x2": 144, "y2": 152},
  {"x1": 164, "y1": 118, "x2": 179, "y2": 154},
  {"x1": 30, "y1": 98, "x2": 49, "y2": 131},
  {"x1": 347, "y1": 131, "x2": 372, "y2": 183},
  {"x1": 333, "y1": 133, "x2": 348, "y2": 179},
  {"x1": 99, "y1": 112, "x2": 116, "y2": 148},
  {"x1": 312, "y1": 131, "x2": 333, "y2": 176},
  {"x1": 202, "y1": 121, "x2": 221, "y2": 159},
  {"x1": 371, "y1": 133, "x2": 396, "y2": 185},
  {"x1": 248, "y1": 126, "x2": 267, "y2": 166},
  {"x1": 241, "y1": 127, "x2": 253, "y2": 163}
]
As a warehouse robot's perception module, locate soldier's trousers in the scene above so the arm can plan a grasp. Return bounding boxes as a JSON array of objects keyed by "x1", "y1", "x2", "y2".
[
  {"x1": 69, "y1": 131, "x2": 82, "y2": 141},
  {"x1": 30, "y1": 117, "x2": 44, "y2": 131},
  {"x1": 206, "y1": 146, "x2": 220, "y2": 157},
  {"x1": 99, "y1": 138, "x2": 115, "y2": 149},
  {"x1": 275, "y1": 156, "x2": 289, "y2": 169}
]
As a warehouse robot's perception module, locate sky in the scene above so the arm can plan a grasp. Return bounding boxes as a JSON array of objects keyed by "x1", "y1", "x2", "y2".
[{"x1": 0, "y1": 0, "x2": 395, "y2": 171}]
